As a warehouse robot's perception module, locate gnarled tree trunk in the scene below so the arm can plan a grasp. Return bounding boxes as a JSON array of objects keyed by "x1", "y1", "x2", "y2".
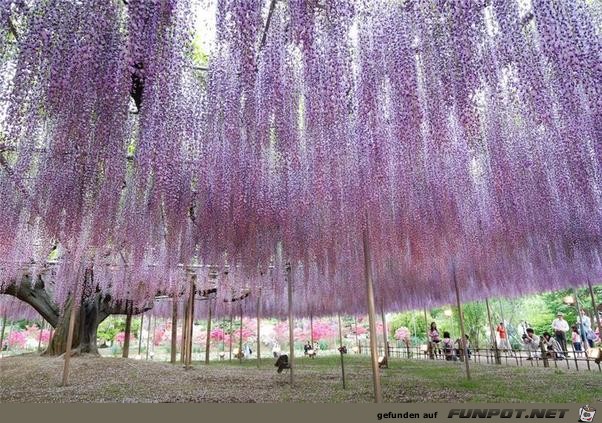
[
  {"x1": 44, "y1": 298, "x2": 102, "y2": 355},
  {"x1": 2, "y1": 274, "x2": 151, "y2": 356}
]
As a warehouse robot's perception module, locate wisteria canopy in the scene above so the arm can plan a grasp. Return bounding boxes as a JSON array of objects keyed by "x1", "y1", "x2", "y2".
[{"x1": 0, "y1": 0, "x2": 600, "y2": 319}]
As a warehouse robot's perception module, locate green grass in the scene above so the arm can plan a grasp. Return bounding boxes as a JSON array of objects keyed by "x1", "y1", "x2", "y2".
[
  {"x1": 1, "y1": 354, "x2": 600, "y2": 403},
  {"x1": 192, "y1": 354, "x2": 602, "y2": 403}
]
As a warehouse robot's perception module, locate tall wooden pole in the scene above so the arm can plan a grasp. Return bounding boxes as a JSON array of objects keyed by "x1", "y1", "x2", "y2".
[
  {"x1": 181, "y1": 297, "x2": 189, "y2": 364},
  {"x1": 256, "y1": 290, "x2": 262, "y2": 367},
  {"x1": 186, "y1": 278, "x2": 195, "y2": 368},
  {"x1": 452, "y1": 265, "x2": 471, "y2": 379},
  {"x1": 138, "y1": 314, "x2": 144, "y2": 357},
  {"x1": 145, "y1": 313, "x2": 152, "y2": 360},
  {"x1": 287, "y1": 263, "x2": 295, "y2": 386},
  {"x1": 37, "y1": 320, "x2": 44, "y2": 352},
  {"x1": 363, "y1": 228, "x2": 382, "y2": 403},
  {"x1": 238, "y1": 302, "x2": 243, "y2": 364},
  {"x1": 61, "y1": 284, "x2": 79, "y2": 386},
  {"x1": 122, "y1": 300, "x2": 132, "y2": 358},
  {"x1": 485, "y1": 298, "x2": 501, "y2": 364},
  {"x1": 310, "y1": 313, "x2": 314, "y2": 347},
  {"x1": 229, "y1": 309, "x2": 233, "y2": 361},
  {"x1": 205, "y1": 299, "x2": 212, "y2": 364},
  {"x1": 381, "y1": 305, "x2": 389, "y2": 364},
  {"x1": 151, "y1": 316, "x2": 157, "y2": 360},
  {"x1": 170, "y1": 298, "x2": 178, "y2": 364},
  {"x1": 338, "y1": 313, "x2": 346, "y2": 389},
  {"x1": 424, "y1": 306, "x2": 432, "y2": 359},
  {"x1": 354, "y1": 316, "x2": 360, "y2": 353},
  {"x1": 587, "y1": 280, "x2": 602, "y2": 342},
  {"x1": 0, "y1": 315, "x2": 7, "y2": 354}
]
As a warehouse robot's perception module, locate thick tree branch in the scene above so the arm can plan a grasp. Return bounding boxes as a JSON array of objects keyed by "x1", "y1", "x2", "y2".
[{"x1": 1, "y1": 274, "x2": 60, "y2": 327}]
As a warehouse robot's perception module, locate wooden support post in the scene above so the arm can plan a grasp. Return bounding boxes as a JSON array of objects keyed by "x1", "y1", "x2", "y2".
[
  {"x1": 485, "y1": 298, "x2": 501, "y2": 365},
  {"x1": 238, "y1": 303, "x2": 244, "y2": 364},
  {"x1": 381, "y1": 306, "x2": 389, "y2": 365},
  {"x1": 539, "y1": 338, "x2": 550, "y2": 368},
  {"x1": 256, "y1": 290, "x2": 262, "y2": 367},
  {"x1": 186, "y1": 278, "x2": 195, "y2": 368},
  {"x1": 229, "y1": 310, "x2": 233, "y2": 361},
  {"x1": 6, "y1": 321, "x2": 13, "y2": 352},
  {"x1": 37, "y1": 320, "x2": 44, "y2": 352},
  {"x1": 570, "y1": 288, "x2": 585, "y2": 368},
  {"x1": 138, "y1": 314, "x2": 144, "y2": 357},
  {"x1": 122, "y1": 300, "x2": 132, "y2": 358},
  {"x1": 587, "y1": 280, "x2": 602, "y2": 344},
  {"x1": 424, "y1": 307, "x2": 433, "y2": 359},
  {"x1": 170, "y1": 298, "x2": 178, "y2": 364},
  {"x1": 338, "y1": 313, "x2": 346, "y2": 389},
  {"x1": 310, "y1": 313, "x2": 314, "y2": 348},
  {"x1": 287, "y1": 263, "x2": 295, "y2": 387},
  {"x1": 152, "y1": 316, "x2": 157, "y2": 360},
  {"x1": 205, "y1": 299, "x2": 212, "y2": 365},
  {"x1": 61, "y1": 285, "x2": 79, "y2": 386},
  {"x1": 452, "y1": 265, "x2": 471, "y2": 380},
  {"x1": 0, "y1": 315, "x2": 7, "y2": 354},
  {"x1": 363, "y1": 228, "x2": 382, "y2": 403},
  {"x1": 181, "y1": 297, "x2": 189, "y2": 364},
  {"x1": 145, "y1": 313, "x2": 152, "y2": 360},
  {"x1": 354, "y1": 316, "x2": 360, "y2": 353}
]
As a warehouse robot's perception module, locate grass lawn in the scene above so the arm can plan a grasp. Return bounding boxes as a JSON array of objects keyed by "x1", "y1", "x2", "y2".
[{"x1": 1, "y1": 354, "x2": 600, "y2": 403}]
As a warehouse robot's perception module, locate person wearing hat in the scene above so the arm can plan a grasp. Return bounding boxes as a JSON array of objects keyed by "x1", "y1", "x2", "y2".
[{"x1": 551, "y1": 312, "x2": 570, "y2": 356}]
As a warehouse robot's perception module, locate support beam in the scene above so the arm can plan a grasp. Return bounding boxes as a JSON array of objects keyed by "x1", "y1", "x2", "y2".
[
  {"x1": 0, "y1": 315, "x2": 7, "y2": 354},
  {"x1": 205, "y1": 299, "x2": 212, "y2": 364},
  {"x1": 170, "y1": 298, "x2": 178, "y2": 364},
  {"x1": 238, "y1": 303, "x2": 243, "y2": 364},
  {"x1": 310, "y1": 313, "x2": 314, "y2": 348},
  {"x1": 256, "y1": 290, "x2": 262, "y2": 367},
  {"x1": 381, "y1": 306, "x2": 389, "y2": 366},
  {"x1": 338, "y1": 313, "x2": 346, "y2": 389},
  {"x1": 452, "y1": 265, "x2": 471, "y2": 379},
  {"x1": 229, "y1": 310, "x2": 233, "y2": 361},
  {"x1": 61, "y1": 286, "x2": 79, "y2": 386},
  {"x1": 362, "y1": 228, "x2": 382, "y2": 403},
  {"x1": 354, "y1": 316, "x2": 360, "y2": 353},
  {"x1": 122, "y1": 300, "x2": 132, "y2": 358},
  {"x1": 181, "y1": 297, "x2": 189, "y2": 364},
  {"x1": 37, "y1": 320, "x2": 44, "y2": 352},
  {"x1": 145, "y1": 313, "x2": 152, "y2": 360},
  {"x1": 138, "y1": 314, "x2": 144, "y2": 356},
  {"x1": 588, "y1": 280, "x2": 602, "y2": 343},
  {"x1": 185, "y1": 278, "x2": 195, "y2": 368},
  {"x1": 287, "y1": 263, "x2": 295, "y2": 387},
  {"x1": 485, "y1": 298, "x2": 501, "y2": 365},
  {"x1": 424, "y1": 307, "x2": 433, "y2": 359}
]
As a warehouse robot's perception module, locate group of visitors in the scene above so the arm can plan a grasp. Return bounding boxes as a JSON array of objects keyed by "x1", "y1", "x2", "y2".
[
  {"x1": 427, "y1": 322, "x2": 471, "y2": 361},
  {"x1": 523, "y1": 310, "x2": 599, "y2": 360},
  {"x1": 426, "y1": 307, "x2": 600, "y2": 362}
]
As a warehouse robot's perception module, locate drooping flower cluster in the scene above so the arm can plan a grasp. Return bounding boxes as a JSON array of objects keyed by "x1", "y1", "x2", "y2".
[{"x1": 0, "y1": 0, "x2": 600, "y2": 319}]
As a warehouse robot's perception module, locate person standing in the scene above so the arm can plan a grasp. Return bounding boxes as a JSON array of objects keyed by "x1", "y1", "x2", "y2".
[
  {"x1": 578, "y1": 309, "x2": 594, "y2": 349},
  {"x1": 496, "y1": 322, "x2": 512, "y2": 352},
  {"x1": 571, "y1": 325, "x2": 583, "y2": 356},
  {"x1": 551, "y1": 312, "x2": 570, "y2": 356},
  {"x1": 428, "y1": 322, "x2": 441, "y2": 359}
]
